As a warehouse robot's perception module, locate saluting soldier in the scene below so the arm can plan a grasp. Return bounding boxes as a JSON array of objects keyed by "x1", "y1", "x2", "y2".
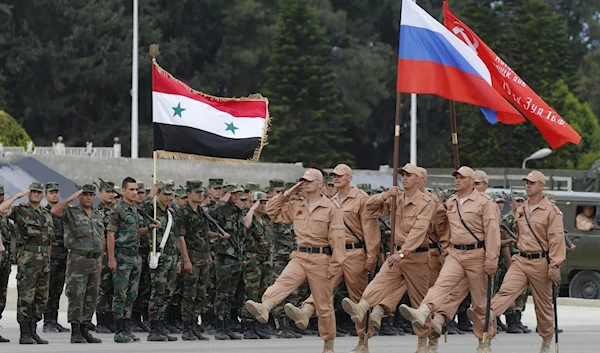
[
  {"x1": 245, "y1": 168, "x2": 346, "y2": 353},
  {"x1": 42, "y1": 182, "x2": 70, "y2": 333},
  {"x1": 0, "y1": 182, "x2": 54, "y2": 345},
  {"x1": 51, "y1": 185, "x2": 103, "y2": 344},
  {"x1": 0, "y1": 185, "x2": 12, "y2": 343}
]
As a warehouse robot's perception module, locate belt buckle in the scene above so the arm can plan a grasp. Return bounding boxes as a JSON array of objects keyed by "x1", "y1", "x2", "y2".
[
  {"x1": 459, "y1": 244, "x2": 468, "y2": 251},
  {"x1": 526, "y1": 253, "x2": 533, "y2": 260},
  {"x1": 37, "y1": 246, "x2": 42, "y2": 253},
  {"x1": 307, "y1": 247, "x2": 313, "y2": 254}
]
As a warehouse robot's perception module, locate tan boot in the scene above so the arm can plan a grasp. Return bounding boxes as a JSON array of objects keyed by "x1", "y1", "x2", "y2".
[
  {"x1": 415, "y1": 337, "x2": 428, "y2": 353},
  {"x1": 349, "y1": 333, "x2": 369, "y2": 353},
  {"x1": 430, "y1": 313, "x2": 445, "y2": 338},
  {"x1": 341, "y1": 298, "x2": 370, "y2": 324},
  {"x1": 244, "y1": 300, "x2": 274, "y2": 324},
  {"x1": 466, "y1": 307, "x2": 474, "y2": 321},
  {"x1": 427, "y1": 337, "x2": 439, "y2": 353},
  {"x1": 538, "y1": 337, "x2": 551, "y2": 353},
  {"x1": 476, "y1": 338, "x2": 492, "y2": 353},
  {"x1": 284, "y1": 303, "x2": 314, "y2": 330},
  {"x1": 322, "y1": 339, "x2": 335, "y2": 353},
  {"x1": 370, "y1": 305, "x2": 385, "y2": 330},
  {"x1": 398, "y1": 304, "x2": 431, "y2": 329}
]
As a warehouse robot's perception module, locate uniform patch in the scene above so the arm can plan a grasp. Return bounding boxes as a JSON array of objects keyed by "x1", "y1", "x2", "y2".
[
  {"x1": 297, "y1": 210, "x2": 303, "y2": 216},
  {"x1": 448, "y1": 204, "x2": 454, "y2": 211}
]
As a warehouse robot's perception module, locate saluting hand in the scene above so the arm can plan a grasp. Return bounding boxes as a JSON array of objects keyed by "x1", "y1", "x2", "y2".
[
  {"x1": 283, "y1": 181, "x2": 303, "y2": 198},
  {"x1": 16, "y1": 190, "x2": 30, "y2": 198},
  {"x1": 250, "y1": 200, "x2": 260, "y2": 210}
]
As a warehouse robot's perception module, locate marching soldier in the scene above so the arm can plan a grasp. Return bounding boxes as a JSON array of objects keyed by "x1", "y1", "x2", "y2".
[
  {"x1": 399, "y1": 166, "x2": 500, "y2": 353},
  {"x1": 42, "y1": 182, "x2": 70, "y2": 333},
  {"x1": 51, "y1": 185, "x2": 103, "y2": 344},
  {"x1": 210, "y1": 184, "x2": 246, "y2": 340},
  {"x1": 0, "y1": 182, "x2": 54, "y2": 345},
  {"x1": 245, "y1": 168, "x2": 346, "y2": 353},
  {"x1": 285, "y1": 164, "x2": 380, "y2": 352},
  {"x1": 241, "y1": 192, "x2": 274, "y2": 339},
  {"x1": 485, "y1": 171, "x2": 566, "y2": 353},
  {"x1": 95, "y1": 180, "x2": 117, "y2": 334},
  {"x1": 342, "y1": 163, "x2": 435, "y2": 353},
  {"x1": 0, "y1": 185, "x2": 11, "y2": 343},
  {"x1": 107, "y1": 177, "x2": 161, "y2": 343}
]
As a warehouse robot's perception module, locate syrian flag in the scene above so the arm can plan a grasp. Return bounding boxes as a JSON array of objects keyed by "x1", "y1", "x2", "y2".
[{"x1": 152, "y1": 62, "x2": 270, "y2": 161}]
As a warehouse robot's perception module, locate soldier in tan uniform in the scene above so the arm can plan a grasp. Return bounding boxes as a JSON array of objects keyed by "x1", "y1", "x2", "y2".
[
  {"x1": 400, "y1": 166, "x2": 500, "y2": 353},
  {"x1": 483, "y1": 171, "x2": 566, "y2": 353},
  {"x1": 341, "y1": 163, "x2": 435, "y2": 353},
  {"x1": 576, "y1": 206, "x2": 596, "y2": 231},
  {"x1": 284, "y1": 164, "x2": 380, "y2": 352},
  {"x1": 245, "y1": 168, "x2": 346, "y2": 353}
]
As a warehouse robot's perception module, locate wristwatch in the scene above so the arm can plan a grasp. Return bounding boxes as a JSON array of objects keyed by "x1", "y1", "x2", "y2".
[{"x1": 398, "y1": 253, "x2": 405, "y2": 259}]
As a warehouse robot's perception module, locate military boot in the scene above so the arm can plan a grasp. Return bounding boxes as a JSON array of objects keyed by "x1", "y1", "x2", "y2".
[
  {"x1": 538, "y1": 337, "x2": 551, "y2": 353},
  {"x1": 147, "y1": 320, "x2": 167, "y2": 341},
  {"x1": 378, "y1": 317, "x2": 399, "y2": 336},
  {"x1": 225, "y1": 319, "x2": 243, "y2": 340},
  {"x1": 191, "y1": 321, "x2": 210, "y2": 341},
  {"x1": 476, "y1": 338, "x2": 492, "y2": 353},
  {"x1": 497, "y1": 317, "x2": 507, "y2": 332},
  {"x1": 123, "y1": 318, "x2": 140, "y2": 342},
  {"x1": 159, "y1": 322, "x2": 178, "y2": 341},
  {"x1": 398, "y1": 304, "x2": 431, "y2": 329},
  {"x1": 349, "y1": 333, "x2": 369, "y2": 353},
  {"x1": 284, "y1": 303, "x2": 314, "y2": 330},
  {"x1": 265, "y1": 316, "x2": 278, "y2": 336},
  {"x1": 322, "y1": 339, "x2": 334, "y2": 353},
  {"x1": 130, "y1": 312, "x2": 146, "y2": 333},
  {"x1": 446, "y1": 320, "x2": 464, "y2": 335},
  {"x1": 244, "y1": 300, "x2": 274, "y2": 324},
  {"x1": 276, "y1": 317, "x2": 297, "y2": 339},
  {"x1": 202, "y1": 311, "x2": 216, "y2": 334},
  {"x1": 254, "y1": 322, "x2": 272, "y2": 339},
  {"x1": 244, "y1": 322, "x2": 260, "y2": 339},
  {"x1": 505, "y1": 313, "x2": 523, "y2": 334},
  {"x1": 370, "y1": 305, "x2": 385, "y2": 330},
  {"x1": 80, "y1": 322, "x2": 102, "y2": 343},
  {"x1": 95, "y1": 313, "x2": 113, "y2": 334},
  {"x1": 430, "y1": 313, "x2": 445, "y2": 338},
  {"x1": 18, "y1": 322, "x2": 36, "y2": 345},
  {"x1": 342, "y1": 298, "x2": 370, "y2": 324},
  {"x1": 457, "y1": 310, "x2": 473, "y2": 332},
  {"x1": 107, "y1": 312, "x2": 117, "y2": 333},
  {"x1": 113, "y1": 318, "x2": 133, "y2": 343},
  {"x1": 181, "y1": 320, "x2": 198, "y2": 341},
  {"x1": 428, "y1": 336, "x2": 439, "y2": 353},
  {"x1": 415, "y1": 337, "x2": 428, "y2": 353},
  {"x1": 29, "y1": 322, "x2": 48, "y2": 344},
  {"x1": 516, "y1": 311, "x2": 531, "y2": 333},
  {"x1": 43, "y1": 312, "x2": 59, "y2": 333},
  {"x1": 70, "y1": 323, "x2": 87, "y2": 344},
  {"x1": 53, "y1": 312, "x2": 70, "y2": 332},
  {"x1": 214, "y1": 319, "x2": 230, "y2": 340},
  {"x1": 0, "y1": 332, "x2": 9, "y2": 343}
]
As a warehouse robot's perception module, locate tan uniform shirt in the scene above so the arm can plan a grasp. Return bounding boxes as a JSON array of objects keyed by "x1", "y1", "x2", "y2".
[
  {"x1": 427, "y1": 192, "x2": 451, "y2": 256},
  {"x1": 515, "y1": 197, "x2": 566, "y2": 270},
  {"x1": 576, "y1": 213, "x2": 595, "y2": 231},
  {"x1": 267, "y1": 193, "x2": 347, "y2": 272},
  {"x1": 331, "y1": 187, "x2": 380, "y2": 264},
  {"x1": 365, "y1": 188, "x2": 435, "y2": 257},
  {"x1": 446, "y1": 190, "x2": 500, "y2": 267}
]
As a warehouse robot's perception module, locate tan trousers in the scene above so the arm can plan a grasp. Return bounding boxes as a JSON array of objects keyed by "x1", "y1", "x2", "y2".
[
  {"x1": 437, "y1": 277, "x2": 469, "y2": 322},
  {"x1": 422, "y1": 248, "x2": 494, "y2": 339},
  {"x1": 262, "y1": 252, "x2": 335, "y2": 340},
  {"x1": 362, "y1": 251, "x2": 430, "y2": 337},
  {"x1": 491, "y1": 256, "x2": 553, "y2": 338},
  {"x1": 304, "y1": 248, "x2": 369, "y2": 334}
]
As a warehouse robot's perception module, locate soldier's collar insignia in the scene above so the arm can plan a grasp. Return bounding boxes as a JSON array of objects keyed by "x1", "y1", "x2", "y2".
[{"x1": 297, "y1": 210, "x2": 303, "y2": 216}]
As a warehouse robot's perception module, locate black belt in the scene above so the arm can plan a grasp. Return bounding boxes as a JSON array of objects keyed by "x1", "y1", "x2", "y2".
[
  {"x1": 23, "y1": 245, "x2": 49, "y2": 253},
  {"x1": 115, "y1": 248, "x2": 139, "y2": 256},
  {"x1": 51, "y1": 246, "x2": 67, "y2": 254},
  {"x1": 453, "y1": 241, "x2": 485, "y2": 251},
  {"x1": 346, "y1": 242, "x2": 365, "y2": 250},
  {"x1": 297, "y1": 246, "x2": 332, "y2": 255},
  {"x1": 162, "y1": 248, "x2": 178, "y2": 256},
  {"x1": 70, "y1": 249, "x2": 101, "y2": 259},
  {"x1": 396, "y1": 245, "x2": 429, "y2": 253},
  {"x1": 188, "y1": 249, "x2": 208, "y2": 258},
  {"x1": 519, "y1": 251, "x2": 548, "y2": 260},
  {"x1": 429, "y1": 243, "x2": 440, "y2": 249}
]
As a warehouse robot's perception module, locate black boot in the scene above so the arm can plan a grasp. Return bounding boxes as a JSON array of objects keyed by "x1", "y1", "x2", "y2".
[
  {"x1": 254, "y1": 322, "x2": 272, "y2": 339},
  {"x1": 70, "y1": 323, "x2": 87, "y2": 344},
  {"x1": 446, "y1": 320, "x2": 464, "y2": 335},
  {"x1": 43, "y1": 312, "x2": 58, "y2": 333},
  {"x1": 215, "y1": 319, "x2": 230, "y2": 340},
  {"x1": 147, "y1": 320, "x2": 167, "y2": 341},
  {"x1": 181, "y1": 320, "x2": 198, "y2": 341},
  {"x1": 225, "y1": 319, "x2": 243, "y2": 340},
  {"x1": 107, "y1": 313, "x2": 117, "y2": 333},
  {"x1": 516, "y1": 311, "x2": 531, "y2": 333},
  {"x1": 244, "y1": 322, "x2": 260, "y2": 339},
  {"x1": 457, "y1": 311, "x2": 473, "y2": 332},
  {"x1": 203, "y1": 311, "x2": 216, "y2": 334},
  {"x1": 159, "y1": 321, "x2": 178, "y2": 341},
  {"x1": 95, "y1": 313, "x2": 112, "y2": 333},
  {"x1": 53, "y1": 312, "x2": 70, "y2": 332},
  {"x1": 130, "y1": 312, "x2": 145, "y2": 333},
  {"x1": 379, "y1": 316, "x2": 399, "y2": 336},
  {"x1": 190, "y1": 321, "x2": 210, "y2": 341},
  {"x1": 123, "y1": 318, "x2": 140, "y2": 342},
  {"x1": 113, "y1": 318, "x2": 133, "y2": 343},
  {"x1": 29, "y1": 322, "x2": 48, "y2": 344},
  {"x1": 265, "y1": 316, "x2": 277, "y2": 336},
  {"x1": 19, "y1": 322, "x2": 36, "y2": 345},
  {"x1": 81, "y1": 322, "x2": 102, "y2": 343},
  {"x1": 497, "y1": 317, "x2": 507, "y2": 331},
  {"x1": 229, "y1": 318, "x2": 242, "y2": 333},
  {"x1": 276, "y1": 317, "x2": 298, "y2": 339},
  {"x1": 506, "y1": 313, "x2": 523, "y2": 334}
]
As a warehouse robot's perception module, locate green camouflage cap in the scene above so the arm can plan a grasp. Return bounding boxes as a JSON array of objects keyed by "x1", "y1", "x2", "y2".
[
  {"x1": 29, "y1": 182, "x2": 45, "y2": 192},
  {"x1": 269, "y1": 179, "x2": 285, "y2": 191},
  {"x1": 239, "y1": 193, "x2": 248, "y2": 200},
  {"x1": 357, "y1": 183, "x2": 372, "y2": 192},
  {"x1": 100, "y1": 180, "x2": 115, "y2": 191},
  {"x1": 512, "y1": 192, "x2": 526, "y2": 201},
  {"x1": 45, "y1": 182, "x2": 59, "y2": 192},
  {"x1": 176, "y1": 186, "x2": 187, "y2": 197},
  {"x1": 252, "y1": 191, "x2": 268, "y2": 202},
  {"x1": 223, "y1": 183, "x2": 244, "y2": 193},
  {"x1": 284, "y1": 182, "x2": 296, "y2": 191},
  {"x1": 327, "y1": 176, "x2": 335, "y2": 185},
  {"x1": 137, "y1": 182, "x2": 145, "y2": 191},
  {"x1": 0, "y1": 185, "x2": 4, "y2": 194},
  {"x1": 209, "y1": 178, "x2": 224, "y2": 188},
  {"x1": 158, "y1": 181, "x2": 174, "y2": 194},
  {"x1": 490, "y1": 192, "x2": 503, "y2": 202},
  {"x1": 80, "y1": 184, "x2": 96, "y2": 194},
  {"x1": 186, "y1": 180, "x2": 203, "y2": 192},
  {"x1": 245, "y1": 182, "x2": 261, "y2": 192}
]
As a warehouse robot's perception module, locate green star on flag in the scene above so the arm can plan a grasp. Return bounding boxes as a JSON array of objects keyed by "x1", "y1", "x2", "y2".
[
  {"x1": 225, "y1": 122, "x2": 239, "y2": 134},
  {"x1": 172, "y1": 103, "x2": 186, "y2": 118}
]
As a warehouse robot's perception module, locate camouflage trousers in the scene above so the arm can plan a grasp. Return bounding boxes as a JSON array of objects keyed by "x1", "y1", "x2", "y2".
[
  {"x1": 96, "y1": 256, "x2": 113, "y2": 314},
  {"x1": 0, "y1": 251, "x2": 11, "y2": 319},
  {"x1": 168, "y1": 271, "x2": 184, "y2": 320},
  {"x1": 148, "y1": 254, "x2": 177, "y2": 321},
  {"x1": 45, "y1": 250, "x2": 68, "y2": 317},
  {"x1": 241, "y1": 253, "x2": 272, "y2": 323},
  {"x1": 181, "y1": 255, "x2": 210, "y2": 322},
  {"x1": 16, "y1": 250, "x2": 50, "y2": 323},
  {"x1": 65, "y1": 253, "x2": 101, "y2": 324},
  {"x1": 214, "y1": 254, "x2": 242, "y2": 321},
  {"x1": 111, "y1": 252, "x2": 142, "y2": 319},
  {"x1": 494, "y1": 261, "x2": 508, "y2": 294},
  {"x1": 202, "y1": 251, "x2": 216, "y2": 318},
  {"x1": 133, "y1": 251, "x2": 151, "y2": 317}
]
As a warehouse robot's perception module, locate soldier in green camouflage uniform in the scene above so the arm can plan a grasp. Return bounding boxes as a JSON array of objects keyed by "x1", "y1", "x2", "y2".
[
  {"x1": 143, "y1": 182, "x2": 179, "y2": 342},
  {"x1": 52, "y1": 185, "x2": 104, "y2": 344},
  {"x1": 241, "y1": 192, "x2": 273, "y2": 339},
  {"x1": 0, "y1": 186, "x2": 12, "y2": 343},
  {"x1": 107, "y1": 177, "x2": 159, "y2": 343},
  {"x1": 165, "y1": 186, "x2": 187, "y2": 333},
  {"x1": 0, "y1": 182, "x2": 54, "y2": 344},
  {"x1": 210, "y1": 183, "x2": 245, "y2": 340},
  {"x1": 42, "y1": 182, "x2": 70, "y2": 333},
  {"x1": 131, "y1": 183, "x2": 151, "y2": 333},
  {"x1": 95, "y1": 180, "x2": 117, "y2": 333}
]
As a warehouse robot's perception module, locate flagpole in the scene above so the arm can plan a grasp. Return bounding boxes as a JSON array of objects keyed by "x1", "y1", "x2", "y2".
[
  {"x1": 450, "y1": 101, "x2": 459, "y2": 169},
  {"x1": 152, "y1": 151, "x2": 157, "y2": 256},
  {"x1": 131, "y1": 0, "x2": 139, "y2": 159},
  {"x1": 390, "y1": 92, "x2": 401, "y2": 255},
  {"x1": 409, "y1": 0, "x2": 418, "y2": 165}
]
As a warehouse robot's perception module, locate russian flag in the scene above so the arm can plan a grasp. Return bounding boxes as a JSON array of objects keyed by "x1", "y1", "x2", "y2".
[{"x1": 397, "y1": 0, "x2": 524, "y2": 125}]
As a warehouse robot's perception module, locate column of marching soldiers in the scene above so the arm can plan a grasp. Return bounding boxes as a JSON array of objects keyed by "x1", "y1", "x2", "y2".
[{"x1": 0, "y1": 163, "x2": 566, "y2": 353}]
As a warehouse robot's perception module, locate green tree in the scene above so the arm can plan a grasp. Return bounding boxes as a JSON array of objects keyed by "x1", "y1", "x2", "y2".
[
  {"x1": 576, "y1": 48, "x2": 600, "y2": 119},
  {"x1": 0, "y1": 110, "x2": 32, "y2": 147},
  {"x1": 261, "y1": 0, "x2": 353, "y2": 168}
]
